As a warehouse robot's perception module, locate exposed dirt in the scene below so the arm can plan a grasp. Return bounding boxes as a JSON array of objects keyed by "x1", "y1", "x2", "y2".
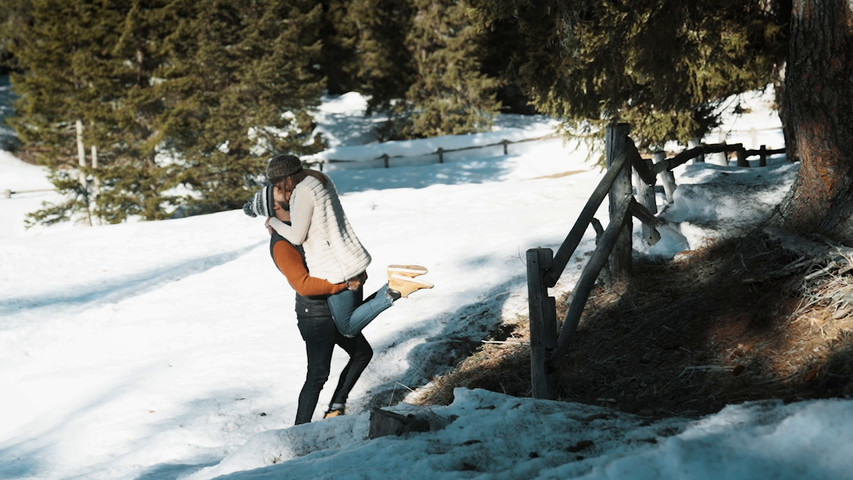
[{"x1": 413, "y1": 230, "x2": 853, "y2": 419}]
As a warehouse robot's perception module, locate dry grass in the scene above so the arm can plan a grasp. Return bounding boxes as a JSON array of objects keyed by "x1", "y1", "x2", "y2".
[
  {"x1": 413, "y1": 320, "x2": 534, "y2": 405},
  {"x1": 412, "y1": 230, "x2": 853, "y2": 418}
]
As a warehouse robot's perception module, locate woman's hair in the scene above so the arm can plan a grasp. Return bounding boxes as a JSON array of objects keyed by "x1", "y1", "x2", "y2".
[{"x1": 271, "y1": 169, "x2": 328, "y2": 191}]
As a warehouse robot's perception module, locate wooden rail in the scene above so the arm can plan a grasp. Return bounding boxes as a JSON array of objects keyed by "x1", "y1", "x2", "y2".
[
  {"x1": 320, "y1": 134, "x2": 560, "y2": 169},
  {"x1": 3, "y1": 188, "x2": 55, "y2": 199},
  {"x1": 527, "y1": 124, "x2": 786, "y2": 399}
]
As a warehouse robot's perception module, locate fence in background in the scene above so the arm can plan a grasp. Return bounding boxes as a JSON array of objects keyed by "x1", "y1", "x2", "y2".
[
  {"x1": 3, "y1": 188, "x2": 54, "y2": 199},
  {"x1": 317, "y1": 134, "x2": 561, "y2": 170},
  {"x1": 4, "y1": 135, "x2": 560, "y2": 196}
]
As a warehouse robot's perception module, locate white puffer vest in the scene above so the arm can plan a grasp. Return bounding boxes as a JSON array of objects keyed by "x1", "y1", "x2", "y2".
[{"x1": 295, "y1": 175, "x2": 371, "y2": 283}]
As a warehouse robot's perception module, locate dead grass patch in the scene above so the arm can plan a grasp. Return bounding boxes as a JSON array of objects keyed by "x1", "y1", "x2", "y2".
[
  {"x1": 412, "y1": 318, "x2": 533, "y2": 405},
  {"x1": 413, "y1": 230, "x2": 853, "y2": 417}
]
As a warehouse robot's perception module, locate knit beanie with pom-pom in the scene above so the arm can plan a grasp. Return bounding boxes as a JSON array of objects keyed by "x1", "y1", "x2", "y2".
[{"x1": 242, "y1": 185, "x2": 275, "y2": 218}]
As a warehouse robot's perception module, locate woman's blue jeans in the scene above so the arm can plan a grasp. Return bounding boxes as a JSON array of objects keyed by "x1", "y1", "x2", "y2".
[{"x1": 327, "y1": 284, "x2": 394, "y2": 337}]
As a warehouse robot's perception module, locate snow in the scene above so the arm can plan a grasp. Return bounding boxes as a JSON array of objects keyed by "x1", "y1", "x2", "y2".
[{"x1": 2, "y1": 87, "x2": 850, "y2": 480}]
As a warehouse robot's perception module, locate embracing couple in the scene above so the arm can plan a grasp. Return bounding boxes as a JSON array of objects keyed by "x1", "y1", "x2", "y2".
[{"x1": 243, "y1": 153, "x2": 433, "y2": 425}]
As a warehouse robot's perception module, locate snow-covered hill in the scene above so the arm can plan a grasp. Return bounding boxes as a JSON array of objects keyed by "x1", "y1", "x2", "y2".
[{"x1": 4, "y1": 88, "x2": 850, "y2": 480}]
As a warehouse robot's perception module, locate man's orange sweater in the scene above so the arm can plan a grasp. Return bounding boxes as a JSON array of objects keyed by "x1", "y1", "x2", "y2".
[{"x1": 271, "y1": 234, "x2": 347, "y2": 296}]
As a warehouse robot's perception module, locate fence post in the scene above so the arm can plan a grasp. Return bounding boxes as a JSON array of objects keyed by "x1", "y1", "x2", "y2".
[
  {"x1": 712, "y1": 132, "x2": 728, "y2": 166},
  {"x1": 688, "y1": 138, "x2": 705, "y2": 163},
  {"x1": 381, "y1": 153, "x2": 390, "y2": 168},
  {"x1": 527, "y1": 247, "x2": 557, "y2": 399},
  {"x1": 437, "y1": 148, "x2": 445, "y2": 164},
  {"x1": 76, "y1": 119, "x2": 87, "y2": 191},
  {"x1": 501, "y1": 139, "x2": 509, "y2": 155},
  {"x1": 632, "y1": 162, "x2": 658, "y2": 245},
  {"x1": 759, "y1": 145, "x2": 767, "y2": 167},
  {"x1": 605, "y1": 123, "x2": 632, "y2": 280},
  {"x1": 736, "y1": 148, "x2": 748, "y2": 167},
  {"x1": 714, "y1": 141, "x2": 729, "y2": 166},
  {"x1": 653, "y1": 151, "x2": 676, "y2": 204}
]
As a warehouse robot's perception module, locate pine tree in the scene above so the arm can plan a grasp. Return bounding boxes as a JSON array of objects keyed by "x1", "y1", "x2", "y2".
[
  {"x1": 467, "y1": 0, "x2": 785, "y2": 148},
  {"x1": 347, "y1": 0, "x2": 414, "y2": 109},
  {"x1": 0, "y1": 0, "x2": 26, "y2": 74},
  {"x1": 154, "y1": 0, "x2": 326, "y2": 216},
  {"x1": 319, "y1": 0, "x2": 360, "y2": 94},
  {"x1": 4, "y1": 0, "x2": 150, "y2": 224},
  {"x1": 479, "y1": 15, "x2": 537, "y2": 115},
  {"x1": 95, "y1": 0, "x2": 179, "y2": 223},
  {"x1": 396, "y1": 0, "x2": 500, "y2": 139},
  {"x1": 5, "y1": 0, "x2": 326, "y2": 224}
]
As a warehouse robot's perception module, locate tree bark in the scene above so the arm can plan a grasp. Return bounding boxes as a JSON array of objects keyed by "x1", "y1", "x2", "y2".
[
  {"x1": 772, "y1": 62, "x2": 799, "y2": 164},
  {"x1": 775, "y1": 0, "x2": 853, "y2": 244}
]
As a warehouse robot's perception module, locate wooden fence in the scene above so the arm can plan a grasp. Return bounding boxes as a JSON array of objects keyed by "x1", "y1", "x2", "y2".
[
  {"x1": 318, "y1": 134, "x2": 560, "y2": 170},
  {"x1": 3, "y1": 188, "x2": 54, "y2": 199},
  {"x1": 526, "y1": 123, "x2": 786, "y2": 399},
  {"x1": 3, "y1": 134, "x2": 560, "y2": 198}
]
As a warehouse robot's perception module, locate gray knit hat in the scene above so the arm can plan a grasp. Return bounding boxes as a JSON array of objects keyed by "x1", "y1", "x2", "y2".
[
  {"x1": 242, "y1": 185, "x2": 275, "y2": 218},
  {"x1": 266, "y1": 154, "x2": 303, "y2": 181}
]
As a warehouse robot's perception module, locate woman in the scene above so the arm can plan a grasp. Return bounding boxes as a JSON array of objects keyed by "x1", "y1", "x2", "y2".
[{"x1": 264, "y1": 153, "x2": 432, "y2": 337}]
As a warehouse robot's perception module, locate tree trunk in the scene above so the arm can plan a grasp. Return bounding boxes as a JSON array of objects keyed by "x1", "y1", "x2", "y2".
[
  {"x1": 772, "y1": 62, "x2": 799, "y2": 164},
  {"x1": 775, "y1": 0, "x2": 853, "y2": 244}
]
